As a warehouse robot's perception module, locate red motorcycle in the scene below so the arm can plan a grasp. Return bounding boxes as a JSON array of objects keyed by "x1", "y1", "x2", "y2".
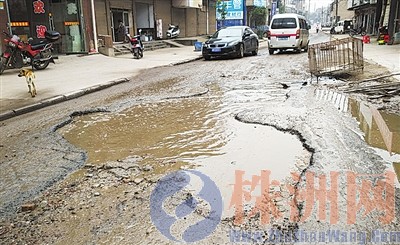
[{"x1": 0, "y1": 30, "x2": 60, "y2": 74}]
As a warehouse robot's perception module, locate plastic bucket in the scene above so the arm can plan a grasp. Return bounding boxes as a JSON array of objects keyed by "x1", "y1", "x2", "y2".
[{"x1": 194, "y1": 41, "x2": 203, "y2": 51}]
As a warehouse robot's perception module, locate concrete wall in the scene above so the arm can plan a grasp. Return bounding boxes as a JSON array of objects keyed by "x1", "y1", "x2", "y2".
[
  {"x1": 95, "y1": 0, "x2": 110, "y2": 36},
  {"x1": 172, "y1": 7, "x2": 186, "y2": 36},
  {"x1": 109, "y1": 0, "x2": 133, "y2": 9},
  {"x1": 186, "y1": 8, "x2": 198, "y2": 36},
  {"x1": 197, "y1": 7, "x2": 208, "y2": 35},
  {"x1": 331, "y1": 0, "x2": 354, "y2": 22},
  {"x1": 339, "y1": 0, "x2": 354, "y2": 20},
  {"x1": 154, "y1": 0, "x2": 172, "y2": 39}
]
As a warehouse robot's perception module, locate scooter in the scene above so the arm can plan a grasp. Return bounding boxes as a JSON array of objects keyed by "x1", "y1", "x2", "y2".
[
  {"x1": 166, "y1": 24, "x2": 180, "y2": 38},
  {"x1": 126, "y1": 31, "x2": 144, "y2": 59},
  {"x1": 349, "y1": 26, "x2": 366, "y2": 37},
  {"x1": 377, "y1": 25, "x2": 389, "y2": 44},
  {"x1": 0, "y1": 30, "x2": 60, "y2": 74}
]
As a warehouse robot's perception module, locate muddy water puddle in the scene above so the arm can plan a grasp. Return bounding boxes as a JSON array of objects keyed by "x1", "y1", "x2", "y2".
[
  {"x1": 60, "y1": 83, "x2": 311, "y2": 217},
  {"x1": 315, "y1": 89, "x2": 400, "y2": 183},
  {"x1": 60, "y1": 98, "x2": 226, "y2": 168}
]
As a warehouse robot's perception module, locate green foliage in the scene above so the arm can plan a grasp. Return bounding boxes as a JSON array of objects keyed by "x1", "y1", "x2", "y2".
[
  {"x1": 279, "y1": 0, "x2": 285, "y2": 13},
  {"x1": 251, "y1": 7, "x2": 267, "y2": 26},
  {"x1": 216, "y1": 0, "x2": 228, "y2": 20}
]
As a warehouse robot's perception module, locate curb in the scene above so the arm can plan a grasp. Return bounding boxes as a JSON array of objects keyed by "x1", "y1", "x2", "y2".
[
  {"x1": 0, "y1": 78, "x2": 129, "y2": 122},
  {"x1": 171, "y1": 55, "x2": 203, "y2": 65}
]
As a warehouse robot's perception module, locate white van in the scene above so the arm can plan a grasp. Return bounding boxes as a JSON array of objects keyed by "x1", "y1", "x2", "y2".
[{"x1": 267, "y1": 14, "x2": 310, "y2": 55}]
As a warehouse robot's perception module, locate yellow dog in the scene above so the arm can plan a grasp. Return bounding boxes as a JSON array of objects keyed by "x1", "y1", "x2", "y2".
[{"x1": 18, "y1": 68, "x2": 37, "y2": 97}]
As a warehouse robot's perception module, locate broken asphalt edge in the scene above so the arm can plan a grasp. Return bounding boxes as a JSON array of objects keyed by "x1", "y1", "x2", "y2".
[{"x1": 0, "y1": 55, "x2": 203, "y2": 122}]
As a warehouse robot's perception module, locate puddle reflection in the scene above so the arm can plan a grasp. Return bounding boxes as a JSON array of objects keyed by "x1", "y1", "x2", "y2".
[
  {"x1": 316, "y1": 89, "x2": 400, "y2": 155},
  {"x1": 316, "y1": 89, "x2": 400, "y2": 182}
]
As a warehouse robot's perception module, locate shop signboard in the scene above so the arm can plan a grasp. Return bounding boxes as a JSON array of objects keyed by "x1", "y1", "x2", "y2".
[
  {"x1": 216, "y1": 0, "x2": 245, "y2": 29},
  {"x1": 271, "y1": 0, "x2": 277, "y2": 16},
  {"x1": 28, "y1": 0, "x2": 50, "y2": 38},
  {"x1": 216, "y1": 0, "x2": 244, "y2": 20}
]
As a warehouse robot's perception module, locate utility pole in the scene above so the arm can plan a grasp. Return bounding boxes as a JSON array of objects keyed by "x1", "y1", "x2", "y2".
[{"x1": 335, "y1": 0, "x2": 339, "y2": 23}]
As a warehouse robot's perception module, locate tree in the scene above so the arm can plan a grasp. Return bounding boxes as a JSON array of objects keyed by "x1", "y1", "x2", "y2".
[
  {"x1": 216, "y1": 0, "x2": 228, "y2": 21},
  {"x1": 278, "y1": 0, "x2": 285, "y2": 14},
  {"x1": 249, "y1": 7, "x2": 267, "y2": 27}
]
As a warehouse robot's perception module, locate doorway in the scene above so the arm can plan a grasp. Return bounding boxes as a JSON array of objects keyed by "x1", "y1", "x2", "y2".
[{"x1": 111, "y1": 9, "x2": 129, "y2": 42}]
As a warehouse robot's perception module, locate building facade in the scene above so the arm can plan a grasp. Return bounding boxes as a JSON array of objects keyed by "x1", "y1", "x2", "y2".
[
  {"x1": 347, "y1": 0, "x2": 399, "y2": 42},
  {"x1": 330, "y1": 0, "x2": 354, "y2": 24},
  {"x1": 1, "y1": 0, "x2": 95, "y2": 54},
  {"x1": 94, "y1": 0, "x2": 216, "y2": 43},
  {"x1": 0, "y1": 0, "x2": 217, "y2": 55},
  {"x1": 347, "y1": 0, "x2": 378, "y2": 34}
]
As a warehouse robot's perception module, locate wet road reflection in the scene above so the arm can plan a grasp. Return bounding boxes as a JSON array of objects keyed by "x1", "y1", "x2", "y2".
[{"x1": 315, "y1": 89, "x2": 400, "y2": 182}]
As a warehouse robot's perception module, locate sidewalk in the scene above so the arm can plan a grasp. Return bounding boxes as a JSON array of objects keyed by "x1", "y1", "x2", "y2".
[
  {"x1": 328, "y1": 33, "x2": 400, "y2": 74},
  {"x1": 0, "y1": 46, "x2": 202, "y2": 120},
  {"x1": 363, "y1": 40, "x2": 400, "y2": 74}
]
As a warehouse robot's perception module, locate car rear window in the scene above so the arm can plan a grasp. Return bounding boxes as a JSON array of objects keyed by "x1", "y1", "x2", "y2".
[{"x1": 271, "y1": 18, "x2": 297, "y2": 29}]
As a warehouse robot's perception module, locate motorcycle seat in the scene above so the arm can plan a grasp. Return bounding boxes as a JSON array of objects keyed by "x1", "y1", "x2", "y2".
[{"x1": 29, "y1": 39, "x2": 47, "y2": 50}]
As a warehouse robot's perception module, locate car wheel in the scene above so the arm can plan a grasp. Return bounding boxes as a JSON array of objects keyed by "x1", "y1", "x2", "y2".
[
  {"x1": 252, "y1": 45, "x2": 258, "y2": 56},
  {"x1": 203, "y1": 55, "x2": 211, "y2": 60},
  {"x1": 269, "y1": 49, "x2": 274, "y2": 55},
  {"x1": 237, "y1": 44, "x2": 244, "y2": 58}
]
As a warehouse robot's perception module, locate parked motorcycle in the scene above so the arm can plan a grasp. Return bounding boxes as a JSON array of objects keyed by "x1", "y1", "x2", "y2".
[
  {"x1": 349, "y1": 27, "x2": 366, "y2": 37},
  {"x1": 377, "y1": 25, "x2": 389, "y2": 43},
  {"x1": 0, "y1": 30, "x2": 60, "y2": 75},
  {"x1": 166, "y1": 24, "x2": 180, "y2": 38},
  {"x1": 126, "y1": 32, "x2": 144, "y2": 59}
]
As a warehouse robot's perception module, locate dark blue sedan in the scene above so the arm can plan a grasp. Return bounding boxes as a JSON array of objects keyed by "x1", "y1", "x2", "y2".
[{"x1": 202, "y1": 26, "x2": 259, "y2": 60}]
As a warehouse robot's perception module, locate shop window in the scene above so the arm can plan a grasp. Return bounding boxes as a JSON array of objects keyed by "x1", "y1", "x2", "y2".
[{"x1": 50, "y1": 0, "x2": 84, "y2": 53}]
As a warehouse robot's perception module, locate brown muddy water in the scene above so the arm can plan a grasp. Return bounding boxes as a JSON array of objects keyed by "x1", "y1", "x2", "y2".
[
  {"x1": 60, "y1": 86, "x2": 310, "y2": 215},
  {"x1": 315, "y1": 89, "x2": 400, "y2": 183}
]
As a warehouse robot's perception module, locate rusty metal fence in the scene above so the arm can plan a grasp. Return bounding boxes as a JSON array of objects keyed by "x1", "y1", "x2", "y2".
[{"x1": 308, "y1": 37, "x2": 364, "y2": 77}]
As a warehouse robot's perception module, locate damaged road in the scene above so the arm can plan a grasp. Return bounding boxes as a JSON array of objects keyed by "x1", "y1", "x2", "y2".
[{"x1": 0, "y1": 36, "x2": 399, "y2": 244}]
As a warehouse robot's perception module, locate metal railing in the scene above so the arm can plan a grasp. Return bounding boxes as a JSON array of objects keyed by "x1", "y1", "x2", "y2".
[{"x1": 308, "y1": 37, "x2": 364, "y2": 77}]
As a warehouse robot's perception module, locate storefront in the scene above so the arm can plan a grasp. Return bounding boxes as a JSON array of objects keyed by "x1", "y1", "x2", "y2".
[
  {"x1": 7, "y1": 0, "x2": 87, "y2": 54},
  {"x1": 94, "y1": 0, "x2": 134, "y2": 43}
]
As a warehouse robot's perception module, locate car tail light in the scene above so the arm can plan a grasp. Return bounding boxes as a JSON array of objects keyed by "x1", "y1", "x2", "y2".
[
  {"x1": 296, "y1": 29, "x2": 300, "y2": 39},
  {"x1": 267, "y1": 31, "x2": 271, "y2": 40}
]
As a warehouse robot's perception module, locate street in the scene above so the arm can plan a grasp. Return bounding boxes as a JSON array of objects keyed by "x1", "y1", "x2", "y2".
[{"x1": 0, "y1": 33, "x2": 399, "y2": 244}]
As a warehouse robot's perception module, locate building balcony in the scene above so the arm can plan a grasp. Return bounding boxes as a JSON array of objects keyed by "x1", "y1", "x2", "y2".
[{"x1": 347, "y1": 0, "x2": 377, "y2": 10}]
